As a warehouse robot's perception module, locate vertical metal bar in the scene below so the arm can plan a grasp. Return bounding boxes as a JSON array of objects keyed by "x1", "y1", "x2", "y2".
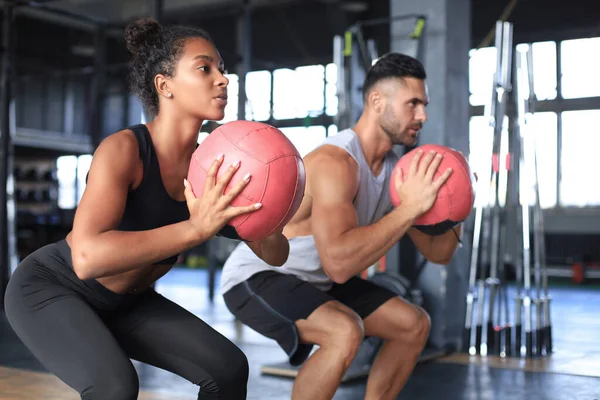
[
  {"x1": 236, "y1": 0, "x2": 251, "y2": 122},
  {"x1": 322, "y1": 65, "x2": 326, "y2": 122},
  {"x1": 90, "y1": 26, "x2": 106, "y2": 149},
  {"x1": 332, "y1": 34, "x2": 344, "y2": 129},
  {"x1": 122, "y1": 76, "x2": 130, "y2": 128},
  {"x1": 153, "y1": 0, "x2": 164, "y2": 22},
  {"x1": 63, "y1": 76, "x2": 74, "y2": 136},
  {"x1": 0, "y1": 4, "x2": 16, "y2": 310},
  {"x1": 269, "y1": 69, "x2": 274, "y2": 122},
  {"x1": 555, "y1": 41, "x2": 562, "y2": 207}
]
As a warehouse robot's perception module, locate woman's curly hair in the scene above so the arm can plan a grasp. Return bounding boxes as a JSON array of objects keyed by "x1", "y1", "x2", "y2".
[{"x1": 124, "y1": 17, "x2": 213, "y2": 116}]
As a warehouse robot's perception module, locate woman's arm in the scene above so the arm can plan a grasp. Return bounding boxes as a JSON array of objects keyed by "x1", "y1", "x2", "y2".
[{"x1": 70, "y1": 131, "x2": 206, "y2": 280}]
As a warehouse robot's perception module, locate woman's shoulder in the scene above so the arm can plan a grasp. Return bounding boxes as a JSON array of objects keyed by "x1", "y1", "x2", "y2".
[
  {"x1": 87, "y1": 128, "x2": 144, "y2": 188},
  {"x1": 101, "y1": 128, "x2": 139, "y2": 151},
  {"x1": 94, "y1": 128, "x2": 142, "y2": 165}
]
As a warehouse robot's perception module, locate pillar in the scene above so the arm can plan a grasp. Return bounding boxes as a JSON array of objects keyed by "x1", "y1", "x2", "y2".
[
  {"x1": 389, "y1": 0, "x2": 472, "y2": 351},
  {"x1": 0, "y1": 4, "x2": 16, "y2": 310}
]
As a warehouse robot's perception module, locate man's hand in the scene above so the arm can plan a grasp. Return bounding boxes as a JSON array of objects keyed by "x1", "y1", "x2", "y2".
[
  {"x1": 394, "y1": 149, "x2": 453, "y2": 221},
  {"x1": 309, "y1": 146, "x2": 415, "y2": 283}
]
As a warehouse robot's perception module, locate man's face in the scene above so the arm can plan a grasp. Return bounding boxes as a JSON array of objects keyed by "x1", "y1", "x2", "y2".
[{"x1": 377, "y1": 77, "x2": 429, "y2": 146}]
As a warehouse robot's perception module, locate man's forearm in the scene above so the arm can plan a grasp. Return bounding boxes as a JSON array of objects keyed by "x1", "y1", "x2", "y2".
[
  {"x1": 430, "y1": 224, "x2": 462, "y2": 263},
  {"x1": 408, "y1": 224, "x2": 462, "y2": 265},
  {"x1": 322, "y1": 206, "x2": 415, "y2": 283},
  {"x1": 247, "y1": 232, "x2": 290, "y2": 267}
]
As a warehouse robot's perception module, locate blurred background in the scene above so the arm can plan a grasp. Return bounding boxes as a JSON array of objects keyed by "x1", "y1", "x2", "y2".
[{"x1": 0, "y1": 0, "x2": 600, "y2": 399}]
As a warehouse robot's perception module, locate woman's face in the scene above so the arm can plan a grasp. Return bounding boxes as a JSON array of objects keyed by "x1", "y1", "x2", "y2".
[{"x1": 167, "y1": 37, "x2": 229, "y2": 121}]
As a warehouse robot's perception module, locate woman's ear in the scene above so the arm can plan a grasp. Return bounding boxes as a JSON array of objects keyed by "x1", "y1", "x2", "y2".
[{"x1": 154, "y1": 74, "x2": 172, "y2": 99}]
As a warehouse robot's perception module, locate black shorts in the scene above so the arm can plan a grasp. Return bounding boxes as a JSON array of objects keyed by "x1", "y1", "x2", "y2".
[{"x1": 223, "y1": 271, "x2": 398, "y2": 366}]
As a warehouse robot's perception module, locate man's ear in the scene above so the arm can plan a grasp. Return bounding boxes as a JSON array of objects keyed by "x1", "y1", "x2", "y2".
[
  {"x1": 369, "y1": 90, "x2": 384, "y2": 114},
  {"x1": 154, "y1": 74, "x2": 172, "y2": 99}
]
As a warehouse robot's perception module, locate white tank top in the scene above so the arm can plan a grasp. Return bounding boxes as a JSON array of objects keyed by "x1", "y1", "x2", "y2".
[{"x1": 219, "y1": 128, "x2": 400, "y2": 293}]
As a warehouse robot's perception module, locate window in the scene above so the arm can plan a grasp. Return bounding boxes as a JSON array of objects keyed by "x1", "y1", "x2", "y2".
[
  {"x1": 561, "y1": 38, "x2": 600, "y2": 99},
  {"x1": 57, "y1": 154, "x2": 93, "y2": 209},
  {"x1": 273, "y1": 65, "x2": 325, "y2": 120},
  {"x1": 560, "y1": 110, "x2": 600, "y2": 206},
  {"x1": 57, "y1": 156, "x2": 78, "y2": 209},
  {"x1": 468, "y1": 47, "x2": 496, "y2": 106},
  {"x1": 531, "y1": 42, "x2": 557, "y2": 101},
  {"x1": 473, "y1": 42, "x2": 557, "y2": 106},
  {"x1": 325, "y1": 63, "x2": 338, "y2": 116},
  {"x1": 245, "y1": 70, "x2": 271, "y2": 121},
  {"x1": 272, "y1": 69, "x2": 295, "y2": 120},
  {"x1": 222, "y1": 73, "x2": 239, "y2": 123},
  {"x1": 520, "y1": 112, "x2": 557, "y2": 209},
  {"x1": 468, "y1": 115, "x2": 509, "y2": 207},
  {"x1": 469, "y1": 113, "x2": 557, "y2": 209},
  {"x1": 77, "y1": 155, "x2": 93, "y2": 204},
  {"x1": 279, "y1": 126, "x2": 327, "y2": 157},
  {"x1": 327, "y1": 124, "x2": 338, "y2": 137},
  {"x1": 470, "y1": 37, "x2": 600, "y2": 212}
]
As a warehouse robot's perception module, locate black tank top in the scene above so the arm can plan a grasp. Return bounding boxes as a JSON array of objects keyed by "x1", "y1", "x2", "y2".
[{"x1": 118, "y1": 124, "x2": 190, "y2": 265}]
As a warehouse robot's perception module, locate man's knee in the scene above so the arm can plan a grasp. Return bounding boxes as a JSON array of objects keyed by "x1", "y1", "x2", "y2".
[
  {"x1": 303, "y1": 303, "x2": 365, "y2": 359},
  {"x1": 405, "y1": 306, "x2": 431, "y2": 345},
  {"x1": 332, "y1": 312, "x2": 364, "y2": 349}
]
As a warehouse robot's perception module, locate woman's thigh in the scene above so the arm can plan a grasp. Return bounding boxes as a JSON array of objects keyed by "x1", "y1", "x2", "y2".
[
  {"x1": 110, "y1": 290, "x2": 249, "y2": 399},
  {"x1": 5, "y1": 263, "x2": 138, "y2": 399}
]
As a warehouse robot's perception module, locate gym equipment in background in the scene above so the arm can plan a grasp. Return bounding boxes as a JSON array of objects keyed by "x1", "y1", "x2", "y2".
[
  {"x1": 462, "y1": 21, "x2": 552, "y2": 359},
  {"x1": 333, "y1": 14, "x2": 426, "y2": 131}
]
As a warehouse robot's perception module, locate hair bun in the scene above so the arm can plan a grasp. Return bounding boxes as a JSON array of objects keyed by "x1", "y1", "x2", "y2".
[{"x1": 125, "y1": 17, "x2": 162, "y2": 56}]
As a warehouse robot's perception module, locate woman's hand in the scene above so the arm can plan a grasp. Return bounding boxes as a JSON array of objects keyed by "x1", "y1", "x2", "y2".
[{"x1": 184, "y1": 154, "x2": 261, "y2": 241}]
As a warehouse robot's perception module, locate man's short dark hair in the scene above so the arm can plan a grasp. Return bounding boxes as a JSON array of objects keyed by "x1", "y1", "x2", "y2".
[{"x1": 362, "y1": 53, "x2": 427, "y2": 100}]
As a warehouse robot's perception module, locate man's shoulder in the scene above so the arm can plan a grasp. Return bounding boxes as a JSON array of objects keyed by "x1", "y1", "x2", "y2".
[{"x1": 306, "y1": 145, "x2": 358, "y2": 176}]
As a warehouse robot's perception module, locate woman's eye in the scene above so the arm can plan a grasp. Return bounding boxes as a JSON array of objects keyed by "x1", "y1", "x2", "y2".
[{"x1": 198, "y1": 66, "x2": 209, "y2": 72}]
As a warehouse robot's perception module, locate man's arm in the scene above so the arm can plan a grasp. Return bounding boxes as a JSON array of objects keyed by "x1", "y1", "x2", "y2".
[
  {"x1": 246, "y1": 230, "x2": 290, "y2": 266},
  {"x1": 310, "y1": 148, "x2": 416, "y2": 284},
  {"x1": 407, "y1": 224, "x2": 463, "y2": 265}
]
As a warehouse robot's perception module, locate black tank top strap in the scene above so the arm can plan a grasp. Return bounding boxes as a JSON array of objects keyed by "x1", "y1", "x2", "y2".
[
  {"x1": 128, "y1": 124, "x2": 157, "y2": 177},
  {"x1": 86, "y1": 125, "x2": 155, "y2": 185}
]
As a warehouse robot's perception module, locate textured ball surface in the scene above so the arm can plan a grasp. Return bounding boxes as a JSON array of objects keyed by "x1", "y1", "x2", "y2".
[
  {"x1": 389, "y1": 144, "x2": 475, "y2": 235},
  {"x1": 187, "y1": 120, "x2": 306, "y2": 241}
]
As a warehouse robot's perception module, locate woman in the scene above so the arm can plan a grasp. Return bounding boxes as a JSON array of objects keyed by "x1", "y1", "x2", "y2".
[{"x1": 4, "y1": 17, "x2": 289, "y2": 400}]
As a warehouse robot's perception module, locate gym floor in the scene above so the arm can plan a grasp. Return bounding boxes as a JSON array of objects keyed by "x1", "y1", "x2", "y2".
[{"x1": 1, "y1": 268, "x2": 599, "y2": 399}]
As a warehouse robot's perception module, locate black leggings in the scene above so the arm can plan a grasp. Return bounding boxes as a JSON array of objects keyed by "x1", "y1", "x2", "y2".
[{"x1": 4, "y1": 240, "x2": 248, "y2": 400}]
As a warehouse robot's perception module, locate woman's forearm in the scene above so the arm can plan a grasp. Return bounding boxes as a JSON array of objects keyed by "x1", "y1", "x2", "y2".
[{"x1": 71, "y1": 221, "x2": 205, "y2": 280}]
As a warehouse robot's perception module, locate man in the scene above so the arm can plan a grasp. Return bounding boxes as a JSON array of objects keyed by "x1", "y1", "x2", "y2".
[{"x1": 220, "y1": 53, "x2": 462, "y2": 400}]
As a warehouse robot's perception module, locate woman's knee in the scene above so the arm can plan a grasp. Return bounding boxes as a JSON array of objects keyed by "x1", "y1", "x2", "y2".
[
  {"x1": 80, "y1": 369, "x2": 139, "y2": 400},
  {"x1": 199, "y1": 343, "x2": 249, "y2": 398},
  {"x1": 229, "y1": 347, "x2": 249, "y2": 384}
]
